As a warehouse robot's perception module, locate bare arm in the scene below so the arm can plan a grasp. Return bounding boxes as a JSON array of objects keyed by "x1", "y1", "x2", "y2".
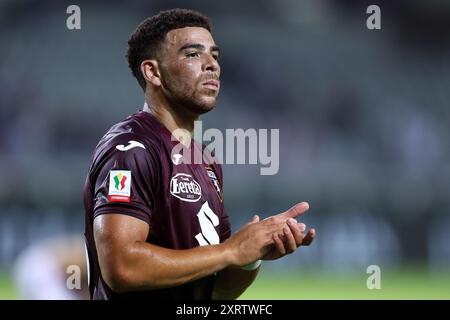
[
  {"x1": 212, "y1": 214, "x2": 262, "y2": 300},
  {"x1": 94, "y1": 202, "x2": 315, "y2": 294},
  {"x1": 94, "y1": 212, "x2": 286, "y2": 292},
  {"x1": 212, "y1": 266, "x2": 260, "y2": 300},
  {"x1": 94, "y1": 214, "x2": 233, "y2": 292}
]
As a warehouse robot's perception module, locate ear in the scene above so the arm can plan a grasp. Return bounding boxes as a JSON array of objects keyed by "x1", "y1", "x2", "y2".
[{"x1": 140, "y1": 59, "x2": 161, "y2": 87}]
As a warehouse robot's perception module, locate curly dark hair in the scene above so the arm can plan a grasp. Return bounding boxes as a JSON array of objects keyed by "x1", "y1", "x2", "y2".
[{"x1": 126, "y1": 8, "x2": 212, "y2": 91}]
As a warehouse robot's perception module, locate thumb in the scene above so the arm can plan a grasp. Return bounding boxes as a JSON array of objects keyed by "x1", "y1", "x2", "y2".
[
  {"x1": 280, "y1": 202, "x2": 310, "y2": 219},
  {"x1": 248, "y1": 214, "x2": 260, "y2": 224}
]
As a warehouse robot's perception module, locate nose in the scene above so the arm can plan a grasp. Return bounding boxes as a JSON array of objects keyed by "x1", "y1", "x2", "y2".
[{"x1": 203, "y1": 53, "x2": 220, "y2": 74}]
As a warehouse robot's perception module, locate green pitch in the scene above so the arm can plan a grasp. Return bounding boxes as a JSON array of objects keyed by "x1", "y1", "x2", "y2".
[
  {"x1": 1, "y1": 267, "x2": 449, "y2": 300},
  {"x1": 0, "y1": 270, "x2": 16, "y2": 300},
  {"x1": 239, "y1": 267, "x2": 450, "y2": 300}
]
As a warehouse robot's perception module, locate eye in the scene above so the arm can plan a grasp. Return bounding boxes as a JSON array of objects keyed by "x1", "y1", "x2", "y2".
[
  {"x1": 212, "y1": 54, "x2": 219, "y2": 61},
  {"x1": 186, "y1": 52, "x2": 200, "y2": 58}
]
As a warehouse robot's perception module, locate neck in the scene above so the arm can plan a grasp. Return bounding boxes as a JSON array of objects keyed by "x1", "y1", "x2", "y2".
[{"x1": 144, "y1": 91, "x2": 198, "y2": 147}]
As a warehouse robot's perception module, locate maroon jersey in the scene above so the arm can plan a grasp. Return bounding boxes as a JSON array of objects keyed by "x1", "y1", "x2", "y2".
[{"x1": 83, "y1": 110, "x2": 231, "y2": 300}]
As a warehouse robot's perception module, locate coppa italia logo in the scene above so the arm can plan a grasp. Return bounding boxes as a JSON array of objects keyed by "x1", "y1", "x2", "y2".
[
  {"x1": 114, "y1": 173, "x2": 127, "y2": 191},
  {"x1": 170, "y1": 173, "x2": 202, "y2": 202},
  {"x1": 108, "y1": 170, "x2": 131, "y2": 202}
]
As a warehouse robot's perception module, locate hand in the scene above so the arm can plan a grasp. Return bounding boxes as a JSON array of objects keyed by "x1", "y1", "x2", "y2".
[
  {"x1": 258, "y1": 202, "x2": 315, "y2": 260},
  {"x1": 223, "y1": 214, "x2": 283, "y2": 267},
  {"x1": 262, "y1": 219, "x2": 315, "y2": 260},
  {"x1": 224, "y1": 202, "x2": 315, "y2": 267}
]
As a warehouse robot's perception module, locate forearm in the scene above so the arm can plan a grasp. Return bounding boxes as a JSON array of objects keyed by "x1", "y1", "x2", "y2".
[
  {"x1": 212, "y1": 265, "x2": 260, "y2": 300},
  {"x1": 103, "y1": 241, "x2": 233, "y2": 292}
]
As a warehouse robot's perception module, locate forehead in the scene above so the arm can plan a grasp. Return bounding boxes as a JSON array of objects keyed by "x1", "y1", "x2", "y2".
[{"x1": 164, "y1": 26, "x2": 216, "y2": 49}]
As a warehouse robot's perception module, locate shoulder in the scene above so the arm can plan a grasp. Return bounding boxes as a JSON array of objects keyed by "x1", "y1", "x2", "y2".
[
  {"x1": 90, "y1": 113, "x2": 165, "y2": 173},
  {"x1": 98, "y1": 113, "x2": 163, "y2": 154}
]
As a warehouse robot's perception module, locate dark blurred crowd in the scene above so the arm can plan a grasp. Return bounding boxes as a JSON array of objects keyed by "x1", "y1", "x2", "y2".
[{"x1": 1, "y1": 0, "x2": 450, "y2": 271}]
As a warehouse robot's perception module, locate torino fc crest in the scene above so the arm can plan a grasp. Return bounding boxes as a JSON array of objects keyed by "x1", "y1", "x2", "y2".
[{"x1": 206, "y1": 167, "x2": 223, "y2": 202}]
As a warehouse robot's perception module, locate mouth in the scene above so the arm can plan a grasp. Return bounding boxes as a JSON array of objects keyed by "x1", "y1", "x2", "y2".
[{"x1": 202, "y1": 79, "x2": 220, "y2": 90}]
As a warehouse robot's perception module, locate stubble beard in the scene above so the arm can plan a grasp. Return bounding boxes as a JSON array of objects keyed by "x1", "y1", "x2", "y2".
[{"x1": 161, "y1": 75, "x2": 218, "y2": 116}]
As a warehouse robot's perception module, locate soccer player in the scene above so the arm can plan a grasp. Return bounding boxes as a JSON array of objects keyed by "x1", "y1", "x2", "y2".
[{"x1": 83, "y1": 8, "x2": 315, "y2": 300}]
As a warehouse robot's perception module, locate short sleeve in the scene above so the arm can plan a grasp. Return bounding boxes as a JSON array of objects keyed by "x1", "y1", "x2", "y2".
[{"x1": 92, "y1": 140, "x2": 160, "y2": 224}]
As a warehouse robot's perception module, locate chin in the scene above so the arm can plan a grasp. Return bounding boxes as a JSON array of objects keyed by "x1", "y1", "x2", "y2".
[
  {"x1": 191, "y1": 96, "x2": 217, "y2": 114},
  {"x1": 194, "y1": 103, "x2": 216, "y2": 114}
]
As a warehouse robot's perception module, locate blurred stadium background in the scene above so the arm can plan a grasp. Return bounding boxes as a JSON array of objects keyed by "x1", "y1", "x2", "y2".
[{"x1": 1, "y1": 0, "x2": 450, "y2": 299}]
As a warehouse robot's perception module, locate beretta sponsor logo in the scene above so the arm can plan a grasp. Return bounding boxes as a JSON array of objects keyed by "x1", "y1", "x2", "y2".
[{"x1": 170, "y1": 173, "x2": 202, "y2": 202}]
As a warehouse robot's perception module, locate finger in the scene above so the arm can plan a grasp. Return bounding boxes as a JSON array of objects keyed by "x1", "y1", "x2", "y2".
[
  {"x1": 300, "y1": 228, "x2": 316, "y2": 246},
  {"x1": 287, "y1": 219, "x2": 305, "y2": 246},
  {"x1": 279, "y1": 202, "x2": 309, "y2": 220},
  {"x1": 273, "y1": 233, "x2": 286, "y2": 255},
  {"x1": 283, "y1": 226, "x2": 297, "y2": 253},
  {"x1": 297, "y1": 222, "x2": 306, "y2": 232}
]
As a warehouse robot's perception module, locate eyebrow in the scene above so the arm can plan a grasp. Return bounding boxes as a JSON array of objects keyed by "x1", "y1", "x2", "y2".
[{"x1": 178, "y1": 43, "x2": 220, "y2": 54}]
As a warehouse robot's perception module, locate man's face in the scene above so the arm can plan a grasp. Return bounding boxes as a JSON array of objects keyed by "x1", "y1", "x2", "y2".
[{"x1": 158, "y1": 26, "x2": 221, "y2": 115}]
